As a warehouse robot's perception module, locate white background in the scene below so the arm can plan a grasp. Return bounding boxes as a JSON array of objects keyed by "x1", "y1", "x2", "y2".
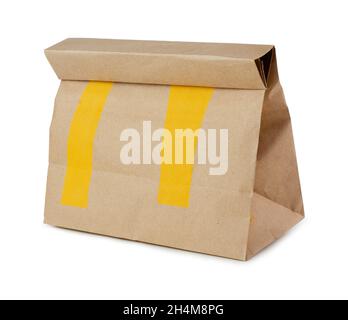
[{"x1": 0, "y1": 0, "x2": 347, "y2": 300}]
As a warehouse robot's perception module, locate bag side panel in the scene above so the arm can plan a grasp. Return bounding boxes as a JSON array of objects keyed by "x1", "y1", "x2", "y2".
[{"x1": 247, "y1": 51, "x2": 304, "y2": 259}]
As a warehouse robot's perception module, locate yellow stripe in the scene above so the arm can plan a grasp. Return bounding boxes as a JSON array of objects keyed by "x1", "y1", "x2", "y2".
[
  {"x1": 61, "y1": 81, "x2": 113, "y2": 208},
  {"x1": 158, "y1": 86, "x2": 214, "y2": 208}
]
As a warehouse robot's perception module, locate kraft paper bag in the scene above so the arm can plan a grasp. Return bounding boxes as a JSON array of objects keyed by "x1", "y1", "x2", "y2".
[{"x1": 44, "y1": 38, "x2": 304, "y2": 261}]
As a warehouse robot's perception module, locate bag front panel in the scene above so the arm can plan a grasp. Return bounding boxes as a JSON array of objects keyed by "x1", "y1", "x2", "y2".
[{"x1": 45, "y1": 80, "x2": 264, "y2": 260}]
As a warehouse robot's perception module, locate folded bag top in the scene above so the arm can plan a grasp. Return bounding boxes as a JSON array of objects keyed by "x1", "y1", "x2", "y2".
[{"x1": 45, "y1": 38, "x2": 274, "y2": 89}]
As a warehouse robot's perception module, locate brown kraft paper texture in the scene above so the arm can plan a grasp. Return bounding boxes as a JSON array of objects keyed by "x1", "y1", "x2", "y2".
[{"x1": 44, "y1": 38, "x2": 304, "y2": 261}]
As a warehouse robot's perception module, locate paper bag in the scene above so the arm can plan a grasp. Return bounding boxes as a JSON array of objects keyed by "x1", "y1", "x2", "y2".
[{"x1": 44, "y1": 38, "x2": 304, "y2": 261}]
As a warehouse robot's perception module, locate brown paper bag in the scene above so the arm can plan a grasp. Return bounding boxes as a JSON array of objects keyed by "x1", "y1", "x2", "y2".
[{"x1": 44, "y1": 38, "x2": 304, "y2": 261}]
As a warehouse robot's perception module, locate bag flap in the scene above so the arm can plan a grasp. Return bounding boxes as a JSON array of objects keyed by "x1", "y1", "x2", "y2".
[{"x1": 45, "y1": 38, "x2": 274, "y2": 89}]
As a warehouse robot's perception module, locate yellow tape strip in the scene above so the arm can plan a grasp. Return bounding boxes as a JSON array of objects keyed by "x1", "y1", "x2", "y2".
[
  {"x1": 61, "y1": 81, "x2": 113, "y2": 208},
  {"x1": 158, "y1": 86, "x2": 214, "y2": 208}
]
